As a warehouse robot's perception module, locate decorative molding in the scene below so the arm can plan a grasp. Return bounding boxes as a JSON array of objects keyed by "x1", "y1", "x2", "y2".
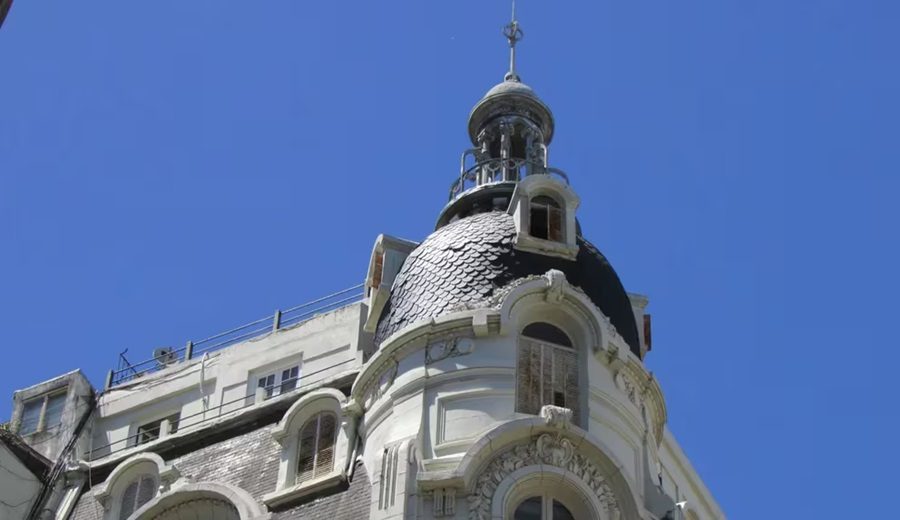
[
  {"x1": 362, "y1": 359, "x2": 398, "y2": 409},
  {"x1": 432, "y1": 487, "x2": 457, "y2": 517},
  {"x1": 425, "y1": 337, "x2": 474, "y2": 365},
  {"x1": 467, "y1": 433, "x2": 620, "y2": 520}
]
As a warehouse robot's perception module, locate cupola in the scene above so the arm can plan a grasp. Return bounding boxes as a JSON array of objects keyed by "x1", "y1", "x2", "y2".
[{"x1": 437, "y1": 16, "x2": 570, "y2": 230}]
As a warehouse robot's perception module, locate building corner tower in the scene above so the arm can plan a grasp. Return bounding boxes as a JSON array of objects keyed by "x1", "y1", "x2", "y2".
[{"x1": 1, "y1": 9, "x2": 725, "y2": 520}]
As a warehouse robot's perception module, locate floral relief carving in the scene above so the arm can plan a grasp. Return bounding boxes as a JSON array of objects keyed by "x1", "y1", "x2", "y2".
[
  {"x1": 468, "y1": 434, "x2": 620, "y2": 520},
  {"x1": 425, "y1": 337, "x2": 474, "y2": 365},
  {"x1": 615, "y1": 371, "x2": 641, "y2": 408}
]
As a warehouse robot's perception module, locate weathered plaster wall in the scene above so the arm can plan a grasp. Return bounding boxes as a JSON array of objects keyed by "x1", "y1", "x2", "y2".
[
  {"x1": 87, "y1": 304, "x2": 366, "y2": 464},
  {"x1": 0, "y1": 444, "x2": 41, "y2": 520}
]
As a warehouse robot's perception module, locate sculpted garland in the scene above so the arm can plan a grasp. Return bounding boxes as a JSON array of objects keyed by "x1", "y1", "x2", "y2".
[{"x1": 467, "y1": 433, "x2": 621, "y2": 520}]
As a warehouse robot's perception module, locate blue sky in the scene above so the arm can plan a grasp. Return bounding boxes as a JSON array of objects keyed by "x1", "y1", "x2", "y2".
[{"x1": 1, "y1": 1, "x2": 898, "y2": 517}]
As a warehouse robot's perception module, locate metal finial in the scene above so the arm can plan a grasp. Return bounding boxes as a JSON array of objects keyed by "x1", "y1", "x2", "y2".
[{"x1": 503, "y1": 0, "x2": 524, "y2": 82}]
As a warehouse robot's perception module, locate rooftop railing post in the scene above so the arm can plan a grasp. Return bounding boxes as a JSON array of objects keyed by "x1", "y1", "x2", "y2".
[
  {"x1": 272, "y1": 309, "x2": 282, "y2": 332},
  {"x1": 104, "y1": 370, "x2": 113, "y2": 390},
  {"x1": 184, "y1": 341, "x2": 193, "y2": 362}
]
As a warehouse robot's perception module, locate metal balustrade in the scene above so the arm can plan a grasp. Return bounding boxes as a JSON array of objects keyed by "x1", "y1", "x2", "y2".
[
  {"x1": 89, "y1": 357, "x2": 355, "y2": 461},
  {"x1": 105, "y1": 284, "x2": 365, "y2": 388},
  {"x1": 449, "y1": 157, "x2": 569, "y2": 200}
]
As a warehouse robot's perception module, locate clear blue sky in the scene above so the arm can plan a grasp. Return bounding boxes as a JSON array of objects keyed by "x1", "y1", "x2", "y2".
[{"x1": 2, "y1": 1, "x2": 898, "y2": 518}]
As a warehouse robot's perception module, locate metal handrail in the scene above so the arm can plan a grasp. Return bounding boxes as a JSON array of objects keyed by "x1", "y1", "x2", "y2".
[
  {"x1": 107, "y1": 284, "x2": 365, "y2": 388},
  {"x1": 90, "y1": 357, "x2": 355, "y2": 460},
  {"x1": 449, "y1": 157, "x2": 569, "y2": 200}
]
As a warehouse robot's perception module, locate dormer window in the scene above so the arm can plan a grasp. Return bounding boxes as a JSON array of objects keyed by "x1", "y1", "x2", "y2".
[
  {"x1": 264, "y1": 389, "x2": 354, "y2": 507},
  {"x1": 297, "y1": 412, "x2": 337, "y2": 484},
  {"x1": 118, "y1": 474, "x2": 156, "y2": 520},
  {"x1": 19, "y1": 390, "x2": 66, "y2": 435},
  {"x1": 508, "y1": 175, "x2": 580, "y2": 259},
  {"x1": 530, "y1": 196, "x2": 563, "y2": 242}
]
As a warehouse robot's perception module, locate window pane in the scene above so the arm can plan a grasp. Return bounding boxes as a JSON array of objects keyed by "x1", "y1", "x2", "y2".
[
  {"x1": 258, "y1": 374, "x2": 275, "y2": 398},
  {"x1": 119, "y1": 481, "x2": 138, "y2": 520},
  {"x1": 530, "y1": 205, "x2": 549, "y2": 239},
  {"x1": 548, "y1": 206, "x2": 563, "y2": 242},
  {"x1": 281, "y1": 366, "x2": 299, "y2": 394},
  {"x1": 136, "y1": 475, "x2": 157, "y2": 510},
  {"x1": 552, "y1": 500, "x2": 575, "y2": 520},
  {"x1": 522, "y1": 323, "x2": 572, "y2": 347},
  {"x1": 137, "y1": 421, "x2": 161, "y2": 445},
  {"x1": 44, "y1": 393, "x2": 66, "y2": 430},
  {"x1": 513, "y1": 496, "x2": 542, "y2": 520},
  {"x1": 315, "y1": 414, "x2": 337, "y2": 477},
  {"x1": 296, "y1": 419, "x2": 319, "y2": 483},
  {"x1": 19, "y1": 399, "x2": 43, "y2": 435}
]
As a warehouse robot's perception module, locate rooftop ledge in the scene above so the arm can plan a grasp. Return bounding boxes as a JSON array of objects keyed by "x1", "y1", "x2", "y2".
[{"x1": 105, "y1": 285, "x2": 365, "y2": 389}]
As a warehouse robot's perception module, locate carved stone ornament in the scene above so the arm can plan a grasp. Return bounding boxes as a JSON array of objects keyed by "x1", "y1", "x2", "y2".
[
  {"x1": 426, "y1": 337, "x2": 474, "y2": 365},
  {"x1": 544, "y1": 269, "x2": 567, "y2": 303},
  {"x1": 539, "y1": 404, "x2": 573, "y2": 429},
  {"x1": 615, "y1": 371, "x2": 641, "y2": 408},
  {"x1": 468, "y1": 434, "x2": 621, "y2": 520},
  {"x1": 363, "y1": 360, "x2": 399, "y2": 409}
]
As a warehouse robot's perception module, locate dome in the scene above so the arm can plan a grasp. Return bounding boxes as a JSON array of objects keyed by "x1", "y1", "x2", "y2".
[
  {"x1": 374, "y1": 211, "x2": 641, "y2": 355},
  {"x1": 483, "y1": 79, "x2": 539, "y2": 98},
  {"x1": 467, "y1": 78, "x2": 555, "y2": 145}
]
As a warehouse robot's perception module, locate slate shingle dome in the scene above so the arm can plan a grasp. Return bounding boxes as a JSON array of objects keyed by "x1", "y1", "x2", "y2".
[{"x1": 374, "y1": 211, "x2": 641, "y2": 356}]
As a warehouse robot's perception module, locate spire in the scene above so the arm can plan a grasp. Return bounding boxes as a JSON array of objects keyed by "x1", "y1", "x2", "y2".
[{"x1": 503, "y1": 0, "x2": 524, "y2": 82}]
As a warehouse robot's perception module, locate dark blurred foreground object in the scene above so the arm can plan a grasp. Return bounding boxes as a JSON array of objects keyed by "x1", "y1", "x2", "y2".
[{"x1": 0, "y1": 0, "x2": 12, "y2": 28}]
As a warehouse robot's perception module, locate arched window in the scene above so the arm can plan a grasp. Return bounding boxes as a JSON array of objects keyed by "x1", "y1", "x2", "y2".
[
  {"x1": 513, "y1": 495, "x2": 576, "y2": 520},
  {"x1": 296, "y1": 412, "x2": 337, "y2": 484},
  {"x1": 118, "y1": 474, "x2": 156, "y2": 520},
  {"x1": 517, "y1": 322, "x2": 579, "y2": 424},
  {"x1": 529, "y1": 196, "x2": 563, "y2": 242}
]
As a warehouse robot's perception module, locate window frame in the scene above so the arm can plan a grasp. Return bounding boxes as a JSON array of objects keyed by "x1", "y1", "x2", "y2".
[
  {"x1": 295, "y1": 412, "x2": 337, "y2": 485},
  {"x1": 256, "y1": 365, "x2": 301, "y2": 401},
  {"x1": 529, "y1": 195, "x2": 564, "y2": 243},
  {"x1": 516, "y1": 323, "x2": 580, "y2": 426},
  {"x1": 117, "y1": 473, "x2": 157, "y2": 520},
  {"x1": 18, "y1": 389, "x2": 67, "y2": 436},
  {"x1": 263, "y1": 388, "x2": 352, "y2": 508},
  {"x1": 133, "y1": 413, "x2": 180, "y2": 447}
]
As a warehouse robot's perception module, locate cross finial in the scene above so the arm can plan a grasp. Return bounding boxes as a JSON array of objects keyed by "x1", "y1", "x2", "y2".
[{"x1": 503, "y1": 0, "x2": 524, "y2": 82}]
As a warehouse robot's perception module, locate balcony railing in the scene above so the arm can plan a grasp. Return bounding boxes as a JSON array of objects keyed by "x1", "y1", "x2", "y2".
[
  {"x1": 106, "y1": 284, "x2": 365, "y2": 388},
  {"x1": 89, "y1": 356, "x2": 355, "y2": 461},
  {"x1": 449, "y1": 157, "x2": 569, "y2": 200}
]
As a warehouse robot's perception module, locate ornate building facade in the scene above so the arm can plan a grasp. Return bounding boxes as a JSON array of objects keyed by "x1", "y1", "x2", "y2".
[{"x1": 2, "y1": 15, "x2": 724, "y2": 520}]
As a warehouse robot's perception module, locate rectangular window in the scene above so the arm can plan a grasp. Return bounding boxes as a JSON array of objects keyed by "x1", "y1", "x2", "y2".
[
  {"x1": 258, "y1": 374, "x2": 276, "y2": 399},
  {"x1": 280, "y1": 366, "x2": 300, "y2": 394},
  {"x1": 44, "y1": 393, "x2": 66, "y2": 429},
  {"x1": 136, "y1": 413, "x2": 180, "y2": 446},
  {"x1": 137, "y1": 421, "x2": 161, "y2": 445},
  {"x1": 18, "y1": 390, "x2": 67, "y2": 435},
  {"x1": 19, "y1": 399, "x2": 43, "y2": 435},
  {"x1": 257, "y1": 365, "x2": 300, "y2": 400}
]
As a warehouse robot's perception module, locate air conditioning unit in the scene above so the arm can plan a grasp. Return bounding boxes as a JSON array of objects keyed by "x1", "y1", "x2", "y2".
[{"x1": 153, "y1": 347, "x2": 179, "y2": 367}]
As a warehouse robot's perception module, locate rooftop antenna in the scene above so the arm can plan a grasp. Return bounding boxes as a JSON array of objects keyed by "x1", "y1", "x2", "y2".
[{"x1": 503, "y1": 0, "x2": 524, "y2": 81}]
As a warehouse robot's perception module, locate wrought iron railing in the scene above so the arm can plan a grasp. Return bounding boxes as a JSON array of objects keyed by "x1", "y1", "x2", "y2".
[
  {"x1": 449, "y1": 157, "x2": 569, "y2": 200},
  {"x1": 106, "y1": 284, "x2": 364, "y2": 388}
]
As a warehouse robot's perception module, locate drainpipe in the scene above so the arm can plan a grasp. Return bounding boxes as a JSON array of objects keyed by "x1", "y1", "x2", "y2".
[{"x1": 26, "y1": 393, "x2": 96, "y2": 520}]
